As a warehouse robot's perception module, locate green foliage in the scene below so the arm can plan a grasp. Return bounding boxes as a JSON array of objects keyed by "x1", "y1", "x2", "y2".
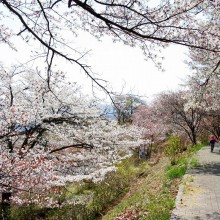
[
  {"x1": 187, "y1": 142, "x2": 206, "y2": 153},
  {"x1": 166, "y1": 154, "x2": 188, "y2": 180},
  {"x1": 9, "y1": 205, "x2": 49, "y2": 220},
  {"x1": 166, "y1": 165, "x2": 187, "y2": 180},
  {"x1": 166, "y1": 141, "x2": 204, "y2": 181},
  {"x1": 164, "y1": 135, "x2": 182, "y2": 165}
]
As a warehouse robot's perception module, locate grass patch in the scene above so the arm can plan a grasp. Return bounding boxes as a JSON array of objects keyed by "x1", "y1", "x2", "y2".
[
  {"x1": 166, "y1": 142, "x2": 204, "y2": 181},
  {"x1": 166, "y1": 165, "x2": 187, "y2": 180},
  {"x1": 188, "y1": 142, "x2": 206, "y2": 153},
  {"x1": 189, "y1": 157, "x2": 199, "y2": 168},
  {"x1": 140, "y1": 195, "x2": 174, "y2": 220}
]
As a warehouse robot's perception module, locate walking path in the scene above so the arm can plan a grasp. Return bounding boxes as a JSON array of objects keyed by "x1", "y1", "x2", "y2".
[{"x1": 171, "y1": 145, "x2": 220, "y2": 220}]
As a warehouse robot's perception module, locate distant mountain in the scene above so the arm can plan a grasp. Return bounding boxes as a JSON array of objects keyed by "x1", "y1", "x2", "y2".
[{"x1": 99, "y1": 104, "x2": 116, "y2": 120}]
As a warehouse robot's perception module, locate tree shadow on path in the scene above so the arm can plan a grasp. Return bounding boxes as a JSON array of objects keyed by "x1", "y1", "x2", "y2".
[
  {"x1": 190, "y1": 162, "x2": 220, "y2": 176},
  {"x1": 171, "y1": 212, "x2": 220, "y2": 220}
]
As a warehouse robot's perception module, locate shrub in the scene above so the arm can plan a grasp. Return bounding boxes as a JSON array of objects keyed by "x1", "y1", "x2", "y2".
[{"x1": 164, "y1": 135, "x2": 182, "y2": 165}]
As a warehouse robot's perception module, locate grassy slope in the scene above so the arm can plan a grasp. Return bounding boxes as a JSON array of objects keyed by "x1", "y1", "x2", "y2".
[
  {"x1": 101, "y1": 156, "x2": 176, "y2": 220},
  {"x1": 101, "y1": 144, "x2": 205, "y2": 220}
]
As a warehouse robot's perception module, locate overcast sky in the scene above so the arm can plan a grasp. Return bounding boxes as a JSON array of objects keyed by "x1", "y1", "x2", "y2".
[
  {"x1": 64, "y1": 32, "x2": 191, "y2": 102},
  {"x1": 0, "y1": 30, "x2": 191, "y2": 102},
  {"x1": 76, "y1": 33, "x2": 191, "y2": 100}
]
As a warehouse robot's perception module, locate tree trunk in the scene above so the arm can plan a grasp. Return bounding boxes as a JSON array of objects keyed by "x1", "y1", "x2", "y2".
[
  {"x1": 191, "y1": 127, "x2": 197, "y2": 145},
  {"x1": 1, "y1": 192, "x2": 11, "y2": 220}
]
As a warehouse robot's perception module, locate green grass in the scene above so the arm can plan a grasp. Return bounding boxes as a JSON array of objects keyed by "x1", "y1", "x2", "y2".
[
  {"x1": 165, "y1": 142, "x2": 205, "y2": 181},
  {"x1": 188, "y1": 142, "x2": 207, "y2": 153},
  {"x1": 104, "y1": 142, "x2": 205, "y2": 220},
  {"x1": 102, "y1": 156, "x2": 176, "y2": 220},
  {"x1": 166, "y1": 165, "x2": 187, "y2": 180}
]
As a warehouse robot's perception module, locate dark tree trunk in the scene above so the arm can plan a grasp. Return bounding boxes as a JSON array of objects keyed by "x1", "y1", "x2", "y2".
[
  {"x1": 189, "y1": 126, "x2": 197, "y2": 145},
  {"x1": 1, "y1": 192, "x2": 11, "y2": 220}
]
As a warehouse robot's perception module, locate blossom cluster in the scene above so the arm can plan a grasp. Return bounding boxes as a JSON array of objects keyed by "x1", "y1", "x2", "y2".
[{"x1": 0, "y1": 65, "x2": 145, "y2": 206}]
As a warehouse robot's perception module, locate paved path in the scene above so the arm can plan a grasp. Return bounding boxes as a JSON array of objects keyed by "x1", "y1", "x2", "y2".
[{"x1": 171, "y1": 145, "x2": 220, "y2": 220}]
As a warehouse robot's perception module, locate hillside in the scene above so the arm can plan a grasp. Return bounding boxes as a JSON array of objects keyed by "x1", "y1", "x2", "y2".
[
  {"x1": 101, "y1": 155, "x2": 179, "y2": 220},
  {"x1": 101, "y1": 143, "x2": 204, "y2": 220}
]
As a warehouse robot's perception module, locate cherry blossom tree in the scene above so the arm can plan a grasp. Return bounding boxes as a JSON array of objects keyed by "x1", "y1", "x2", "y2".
[
  {"x1": 183, "y1": 5, "x2": 220, "y2": 110},
  {"x1": 184, "y1": 34, "x2": 220, "y2": 112},
  {"x1": 132, "y1": 104, "x2": 167, "y2": 143},
  {"x1": 185, "y1": 73, "x2": 220, "y2": 138},
  {"x1": 155, "y1": 91, "x2": 205, "y2": 145},
  {"x1": 0, "y1": 65, "x2": 145, "y2": 207},
  {"x1": 200, "y1": 110, "x2": 220, "y2": 138},
  {"x1": 131, "y1": 103, "x2": 169, "y2": 159},
  {"x1": 132, "y1": 90, "x2": 207, "y2": 147},
  {"x1": 181, "y1": 43, "x2": 220, "y2": 140}
]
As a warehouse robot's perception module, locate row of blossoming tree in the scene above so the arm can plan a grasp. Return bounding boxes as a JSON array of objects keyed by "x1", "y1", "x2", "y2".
[
  {"x1": 0, "y1": 64, "x2": 146, "y2": 207},
  {"x1": 132, "y1": 40, "x2": 220, "y2": 149}
]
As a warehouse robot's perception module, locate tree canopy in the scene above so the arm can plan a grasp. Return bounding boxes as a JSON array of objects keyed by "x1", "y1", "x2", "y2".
[{"x1": 1, "y1": 0, "x2": 219, "y2": 91}]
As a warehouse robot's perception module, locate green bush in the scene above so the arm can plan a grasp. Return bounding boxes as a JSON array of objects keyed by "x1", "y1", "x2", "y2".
[
  {"x1": 9, "y1": 205, "x2": 49, "y2": 220},
  {"x1": 164, "y1": 135, "x2": 182, "y2": 165}
]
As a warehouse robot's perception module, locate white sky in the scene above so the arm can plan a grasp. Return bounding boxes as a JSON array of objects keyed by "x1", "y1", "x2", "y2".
[
  {"x1": 0, "y1": 30, "x2": 191, "y2": 102},
  {"x1": 64, "y1": 32, "x2": 191, "y2": 102},
  {"x1": 75, "y1": 33, "x2": 191, "y2": 100}
]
